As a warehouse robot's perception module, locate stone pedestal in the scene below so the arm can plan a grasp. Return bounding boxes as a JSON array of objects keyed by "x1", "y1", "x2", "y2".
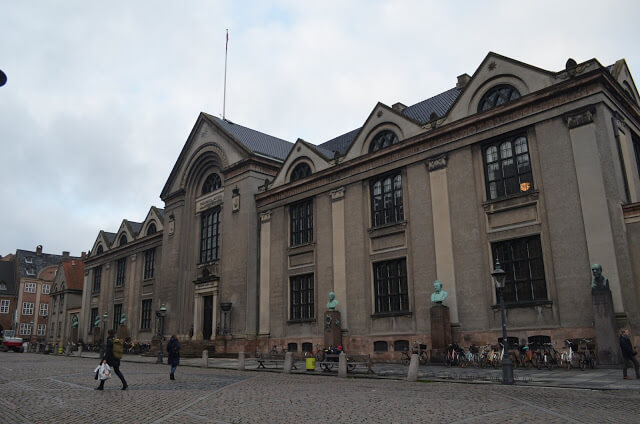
[
  {"x1": 71, "y1": 327, "x2": 78, "y2": 343},
  {"x1": 430, "y1": 304, "x2": 452, "y2": 363},
  {"x1": 324, "y1": 310, "x2": 342, "y2": 348},
  {"x1": 118, "y1": 325, "x2": 128, "y2": 340},
  {"x1": 592, "y1": 288, "x2": 622, "y2": 365}
]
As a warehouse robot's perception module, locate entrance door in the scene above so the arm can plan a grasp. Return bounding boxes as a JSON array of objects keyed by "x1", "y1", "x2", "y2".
[{"x1": 203, "y1": 295, "x2": 213, "y2": 340}]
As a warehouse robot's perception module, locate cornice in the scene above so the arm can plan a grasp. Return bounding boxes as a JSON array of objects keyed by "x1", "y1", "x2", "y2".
[{"x1": 85, "y1": 232, "x2": 163, "y2": 266}]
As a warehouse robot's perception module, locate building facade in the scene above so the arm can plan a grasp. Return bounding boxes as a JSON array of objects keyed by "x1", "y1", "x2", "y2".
[
  {"x1": 48, "y1": 256, "x2": 84, "y2": 348},
  {"x1": 80, "y1": 53, "x2": 640, "y2": 358}
]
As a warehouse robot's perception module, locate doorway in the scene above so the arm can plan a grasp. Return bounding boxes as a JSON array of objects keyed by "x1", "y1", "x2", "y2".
[{"x1": 203, "y1": 295, "x2": 213, "y2": 340}]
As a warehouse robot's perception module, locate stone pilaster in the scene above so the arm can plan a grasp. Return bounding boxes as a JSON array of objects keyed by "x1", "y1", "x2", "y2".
[
  {"x1": 330, "y1": 187, "x2": 348, "y2": 329},
  {"x1": 258, "y1": 211, "x2": 271, "y2": 336}
]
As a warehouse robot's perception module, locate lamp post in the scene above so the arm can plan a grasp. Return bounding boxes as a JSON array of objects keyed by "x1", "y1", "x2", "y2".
[
  {"x1": 102, "y1": 312, "x2": 108, "y2": 357},
  {"x1": 492, "y1": 259, "x2": 514, "y2": 385},
  {"x1": 29, "y1": 320, "x2": 34, "y2": 352},
  {"x1": 156, "y1": 304, "x2": 167, "y2": 364}
]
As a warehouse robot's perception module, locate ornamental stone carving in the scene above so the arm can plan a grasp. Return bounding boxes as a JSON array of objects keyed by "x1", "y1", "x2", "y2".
[
  {"x1": 330, "y1": 187, "x2": 345, "y2": 201},
  {"x1": 260, "y1": 211, "x2": 272, "y2": 223},
  {"x1": 427, "y1": 155, "x2": 447, "y2": 172},
  {"x1": 565, "y1": 108, "x2": 595, "y2": 129}
]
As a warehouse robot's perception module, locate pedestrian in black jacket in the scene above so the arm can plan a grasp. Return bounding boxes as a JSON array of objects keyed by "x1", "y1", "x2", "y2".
[
  {"x1": 619, "y1": 329, "x2": 639, "y2": 380},
  {"x1": 104, "y1": 329, "x2": 128, "y2": 389},
  {"x1": 167, "y1": 334, "x2": 180, "y2": 380}
]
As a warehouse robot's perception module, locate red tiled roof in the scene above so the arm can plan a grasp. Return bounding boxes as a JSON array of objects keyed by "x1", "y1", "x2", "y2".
[
  {"x1": 38, "y1": 265, "x2": 58, "y2": 281},
  {"x1": 62, "y1": 260, "x2": 84, "y2": 291}
]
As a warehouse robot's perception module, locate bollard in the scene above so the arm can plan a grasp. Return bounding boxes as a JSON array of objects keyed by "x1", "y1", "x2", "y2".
[
  {"x1": 238, "y1": 352, "x2": 246, "y2": 371},
  {"x1": 407, "y1": 353, "x2": 419, "y2": 382},
  {"x1": 76, "y1": 344, "x2": 83, "y2": 357},
  {"x1": 65, "y1": 345, "x2": 71, "y2": 356},
  {"x1": 283, "y1": 352, "x2": 294, "y2": 374},
  {"x1": 338, "y1": 351, "x2": 347, "y2": 378},
  {"x1": 202, "y1": 350, "x2": 209, "y2": 368}
]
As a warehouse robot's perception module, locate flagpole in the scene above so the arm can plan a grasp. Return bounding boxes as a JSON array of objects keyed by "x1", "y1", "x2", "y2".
[{"x1": 223, "y1": 29, "x2": 228, "y2": 120}]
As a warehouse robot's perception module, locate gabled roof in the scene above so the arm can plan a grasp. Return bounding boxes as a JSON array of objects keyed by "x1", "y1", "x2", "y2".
[
  {"x1": 61, "y1": 260, "x2": 84, "y2": 291},
  {"x1": 203, "y1": 114, "x2": 294, "y2": 161},
  {"x1": 128, "y1": 221, "x2": 143, "y2": 236},
  {"x1": 104, "y1": 232, "x2": 116, "y2": 245},
  {"x1": 317, "y1": 87, "x2": 462, "y2": 156}
]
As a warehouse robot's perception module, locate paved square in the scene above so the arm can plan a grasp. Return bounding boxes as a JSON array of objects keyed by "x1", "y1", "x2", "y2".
[{"x1": 1, "y1": 353, "x2": 640, "y2": 423}]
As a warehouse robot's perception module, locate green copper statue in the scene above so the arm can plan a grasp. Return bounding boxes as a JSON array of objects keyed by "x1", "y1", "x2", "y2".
[
  {"x1": 430, "y1": 280, "x2": 448, "y2": 304},
  {"x1": 119, "y1": 313, "x2": 127, "y2": 326},
  {"x1": 327, "y1": 292, "x2": 339, "y2": 310},
  {"x1": 72, "y1": 315, "x2": 79, "y2": 329},
  {"x1": 591, "y1": 264, "x2": 610, "y2": 291}
]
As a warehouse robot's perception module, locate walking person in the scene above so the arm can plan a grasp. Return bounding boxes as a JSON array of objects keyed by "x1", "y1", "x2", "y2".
[
  {"x1": 104, "y1": 329, "x2": 128, "y2": 390},
  {"x1": 94, "y1": 359, "x2": 111, "y2": 390},
  {"x1": 619, "y1": 329, "x2": 640, "y2": 380},
  {"x1": 167, "y1": 334, "x2": 180, "y2": 380}
]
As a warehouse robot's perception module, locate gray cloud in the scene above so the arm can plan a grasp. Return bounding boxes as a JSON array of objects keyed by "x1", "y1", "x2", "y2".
[{"x1": 1, "y1": 0, "x2": 639, "y2": 255}]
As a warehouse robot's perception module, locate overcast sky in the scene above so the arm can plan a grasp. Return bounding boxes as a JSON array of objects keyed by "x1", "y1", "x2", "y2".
[{"x1": 1, "y1": 1, "x2": 639, "y2": 257}]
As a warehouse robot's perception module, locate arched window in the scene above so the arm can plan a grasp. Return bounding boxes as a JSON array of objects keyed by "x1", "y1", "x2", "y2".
[
  {"x1": 96, "y1": 245, "x2": 104, "y2": 254},
  {"x1": 374, "y1": 341, "x2": 389, "y2": 352},
  {"x1": 118, "y1": 235, "x2": 127, "y2": 247},
  {"x1": 202, "y1": 173, "x2": 222, "y2": 195},
  {"x1": 478, "y1": 85, "x2": 521, "y2": 112},
  {"x1": 290, "y1": 162, "x2": 312, "y2": 182},
  {"x1": 369, "y1": 130, "x2": 399, "y2": 153},
  {"x1": 146, "y1": 223, "x2": 157, "y2": 236}
]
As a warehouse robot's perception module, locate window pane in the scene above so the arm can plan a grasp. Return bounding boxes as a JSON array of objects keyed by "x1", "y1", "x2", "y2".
[
  {"x1": 373, "y1": 258, "x2": 409, "y2": 314},
  {"x1": 484, "y1": 135, "x2": 532, "y2": 199},
  {"x1": 493, "y1": 235, "x2": 547, "y2": 304}
]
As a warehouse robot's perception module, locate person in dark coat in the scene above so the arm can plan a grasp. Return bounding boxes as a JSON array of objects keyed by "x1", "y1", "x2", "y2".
[
  {"x1": 619, "y1": 329, "x2": 639, "y2": 380},
  {"x1": 167, "y1": 334, "x2": 180, "y2": 380},
  {"x1": 104, "y1": 329, "x2": 128, "y2": 389}
]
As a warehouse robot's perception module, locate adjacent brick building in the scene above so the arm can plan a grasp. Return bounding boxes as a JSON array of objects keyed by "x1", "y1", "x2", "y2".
[
  {"x1": 48, "y1": 256, "x2": 84, "y2": 348},
  {"x1": 0, "y1": 254, "x2": 17, "y2": 334}
]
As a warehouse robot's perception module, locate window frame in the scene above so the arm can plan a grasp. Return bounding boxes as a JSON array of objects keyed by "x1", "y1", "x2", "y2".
[
  {"x1": 290, "y1": 162, "x2": 312, "y2": 182},
  {"x1": 37, "y1": 323, "x2": 46, "y2": 336},
  {"x1": 478, "y1": 84, "x2": 521, "y2": 112},
  {"x1": 370, "y1": 170, "x2": 404, "y2": 228},
  {"x1": 24, "y1": 282, "x2": 36, "y2": 293},
  {"x1": 90, "y1": 308, "x2": 99, "y2": 330},
  {"x1": 289, "y1": 198, "x2": 313, "y2": 247},
  {"x1": 483, "y1": 134, "x2": 534, "y2": 201},
  {"x1": 141, "y1": 299, "x2": 152, "y2": 330},
  {"x1": 41, "y1": 284, "x2": 50, "y2": 294},
  {"x1": 39, "y1": 303, "x2": 48, "y2": 316},
  {"x1": 373, "y1": 258, "x2": 410, "y2": 315},
  {"x1": 19, "y1": 323, "x2": 31, "y2": 336},
  {"x1": 0, "y1": 299, "x2": 9, "y2": 313},
  {"x1": 115, "y1": 257, "x2": 126, "y2": 287},
  {"x1": 143, "y1": 248, "x2": 155, "y2": 280},
  {"x1": 369, "y1": 130, "x2": 399, "y2": 153},
  {"x1": 93, "y1": 266, "x2": 102, "y2": 293},
  {"x1": 22, "y1": 302, "x2": 34, "y2": 316},
  {"x1": 289, "y1": 273, "x2": 315, "y2": 321},
  {"x1": 202, "y1": 173, "x2": 222, "y2": 195},
  {"x1": 200, "y1": 208, "x2": 221, "y2": 264},
  {"x1": 113, "y1": 304, "x2": 122, "y2": 330},
  {"x1": 491, "y1": 235, "x2": 548, "y2": 305}
]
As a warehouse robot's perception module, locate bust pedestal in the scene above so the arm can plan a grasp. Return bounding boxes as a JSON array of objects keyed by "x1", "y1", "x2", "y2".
[
  {"x1": 71, "y1": 327, "x2": 78, "y2": 343},
  {"x1": 430, "y1": 303, "x2": 452, "y2": 363},
  {"x1": 592, "y1": 288, "x2": 622, "y2": 365},
  {"x1": 324, "y1": 310, "x2": 342, "y2": 348},
  {"x1": 118, "y1": 325, "x2": 128, "y2": 340}
]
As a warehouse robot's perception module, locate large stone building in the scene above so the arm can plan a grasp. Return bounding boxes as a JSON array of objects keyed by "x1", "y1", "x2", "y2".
[{"x1": 82, "y1": 53, "x2": 640, "y2": 358}]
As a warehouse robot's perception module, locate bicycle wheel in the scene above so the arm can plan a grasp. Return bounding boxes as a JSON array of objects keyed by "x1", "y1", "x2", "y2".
[{"x1": 419, "y1": 351, "x2": 429, "y2": 365}]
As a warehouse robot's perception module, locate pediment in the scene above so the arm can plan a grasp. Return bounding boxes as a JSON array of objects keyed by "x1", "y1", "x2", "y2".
[
  {"x1": 91, "y1": 231, "x2": 113, "y2": 256},
  {"x1": 271, "y1": 139, "x2": 332, "y2": 187},
  {"x1": 342, "y1": 103, "x2": 424, "y2": 162},
  {"x1": 161, "y1": 113, "x2": 252, "y2": 201},
  {"x1": 114, "y1": 220, "x2": 135, "y2": 247},
  {"x1": 138, "y1": 206, "x2": 164, "y2": 239},
  {"x1": 610, "y1": 59, "x2": 640, "y2": 106},
  {"x1": 445, "y1": 52, "x2": 556, "y2": 123}
]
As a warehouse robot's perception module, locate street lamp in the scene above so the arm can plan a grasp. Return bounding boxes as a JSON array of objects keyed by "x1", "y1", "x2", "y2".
[
  {"x1": 492, "y1": 259, "x2": 514, "y2": 385},
  {"x1": 29, "y1": 321, "x2": 34, "y2": 352},
  {"x1": 156, "y1": 304, "x2": 167, "y2": 364},
  {"x1": 102, "y1": 312, "x2": 108, "y2": 356}
]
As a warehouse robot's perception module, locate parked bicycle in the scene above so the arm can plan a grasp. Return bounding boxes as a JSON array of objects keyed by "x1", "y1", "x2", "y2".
[{"x1": 400, "y1": 341, "x2": 429, "y2": 365}]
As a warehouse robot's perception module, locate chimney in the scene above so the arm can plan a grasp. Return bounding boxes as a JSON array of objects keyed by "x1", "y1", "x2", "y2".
[
  {"x1": 62, "y1": 251, "x2": 70, "y2": 262},
  {"x1": 36, "y1": 245, "x2": 43, "y2": 255},
  {"x1": 456, "y1": 73, "x2": 471, "y2": 89},
  {"x1": 81, "y1": 251, "x2": 87, "y2": 259},
  {"x1": 392, "y1": 102, "x2": 407, "y2": 112}
]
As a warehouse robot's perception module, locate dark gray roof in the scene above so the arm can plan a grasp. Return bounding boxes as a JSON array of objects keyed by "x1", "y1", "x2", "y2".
[
  {"x1": 206, "y1": 114, "x2": 294, "y2": 161},
  {"x1": 401, "y1": 87, "x2": 461, "y2": 124},
  {"x1": 104, "y1": 232, "x2": 116, "y2": 245},
  {"x1": 15, "y1": 249, "x2": 65, "y2": 280},
  {"x1": 128, "y1": 221, "x2": 143, "y2": 236},
  {"x1": 156, "y1": 208, "x2": 165, "y2": 219},
  {"x1": 0, "y1": 260, "x2": 16, "y2": 295},
  {"x1": 318, "y1": 87, "x2": 462, "y2": 155}
]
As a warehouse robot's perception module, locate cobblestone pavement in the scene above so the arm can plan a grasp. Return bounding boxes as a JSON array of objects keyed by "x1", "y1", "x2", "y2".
[{"x1": 1, "y1": 352, "x2": 640, "y2": 423}]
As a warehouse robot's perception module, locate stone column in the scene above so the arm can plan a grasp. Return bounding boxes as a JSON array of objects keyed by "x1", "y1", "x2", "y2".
[
  {"x1": 427, "y1": 155, "x2": 459, "y2": 323},
  {"x1": 330, "y1": 187, "x2": 348, "y2": 328},
  {"x1": 193, "y1": 294, "x2": 203, "y2": 340},
  {"x1": 259, "y1": 212, "x2": 271, "y2": 336},
  {"x1": 210, "y1": 288, "x2": 219, "y2": 340},
  {"x1": 613, "y1": 117, "x2": 640, "y2": 203},
  {"x1": 567, "y1": 109, "x2": 624, "y2": 311}
]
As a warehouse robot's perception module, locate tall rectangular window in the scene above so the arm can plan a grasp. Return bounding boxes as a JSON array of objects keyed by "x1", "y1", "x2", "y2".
[
  {"x1": 290, "y1": 274, "x2": 314, "y2": 320},
  {"x1": 483, "y1": 134, "x2": 533, "y2": 200},
  {"x1": 633, "y1": 132, "x2": 640, "y2": 179},
  {"x1": 373, "y1": 258, "x2": 409, "y2": 314},
  {"x1": 39, "y1": 303, "x2": 48, "y2": 316},
  {"x1": 290, "y1": 199, "x2": 313, "y2": 246},
  {"x1": 24, "y1": 282, "x2": 36, "y2": 293},
  {"x1": 90, "y1": 307, "x2": 99, "y2": 330},
  {"x1": 41, "y1": 284, "x2": 50, "y2": 294},
  {"x1": 144, "y1": 248, "x2": 155, "y2": 279},
  {"x1": 22, "y1": 302, "x2": 34, "y2": 315},
  {"x1": 370, "y1": 172, "x2": 404, "y2": 227},
  {"x1": 37, "y1": 324, "x2": 46, "y2": 336},
  {"x1": 20, "y1": 323, "x2": 31, "y2": 336},
  {"x1": 200, "y1": 208, "x2": 221, "y2": 263},
  {"x1": 113, "y1": 304, "x2": 122, "y2": 330},
  {"x1": 115, "y1": 257, "x2": 126, "y2": 287},
  {"x1": 93, "y1": 266, "x2": 102, "y2": 292},
  {"x1": 0, "y1": 299, "x2": 9, "y2": 313},
  {"x1": 492, "y1": 235, "x2": 547, "y2": 304},
  {"x1": 141, "y1": 299, "x2": 152, "y2": 330}
]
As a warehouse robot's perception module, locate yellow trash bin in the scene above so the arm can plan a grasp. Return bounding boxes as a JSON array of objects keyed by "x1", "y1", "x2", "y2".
[
  {"x1": 58, "y1": 347, "x2": 63, "y2": 354},
  {"x1": 305, "y1": 357, "x2": 316, "y2": 371}
]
